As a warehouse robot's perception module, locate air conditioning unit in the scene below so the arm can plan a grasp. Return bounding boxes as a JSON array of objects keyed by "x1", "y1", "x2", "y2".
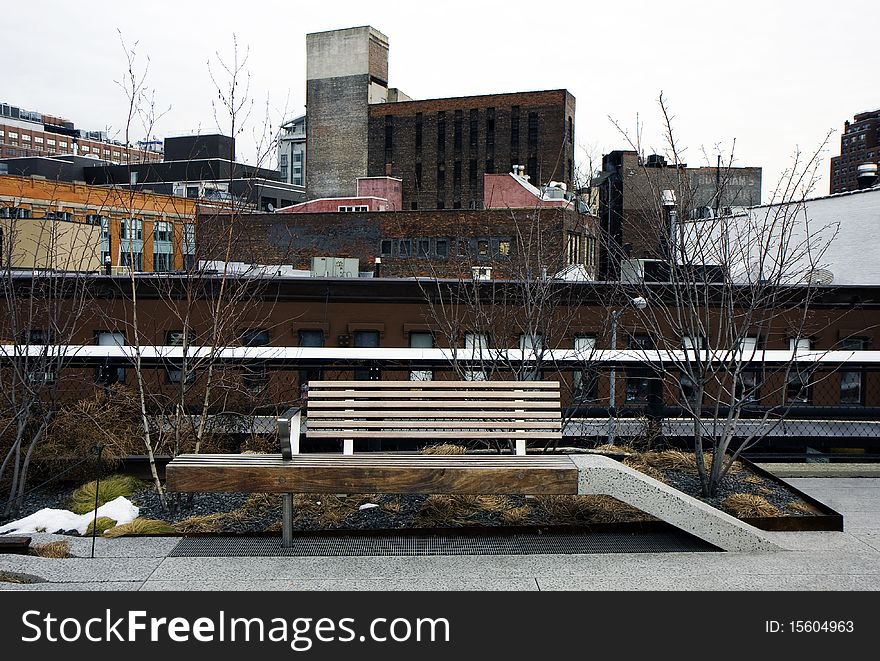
[
  {"x1": 471, "y1": 266, "x2": 492, "y2": 281},
  {"x1": 311, "y1": 257, "x2": 360, "y2": 278},
  {"x1": 111, "y1": 266, "x2": 133, "y2": 276}
]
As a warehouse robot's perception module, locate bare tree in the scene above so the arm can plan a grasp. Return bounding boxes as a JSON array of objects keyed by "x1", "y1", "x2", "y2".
[
  {"x1": 0, "y1": 179, "x2": 95, "y2": 516},
  {"x1": 613, "y1": 94, "x2": 842, "y2": 496}
]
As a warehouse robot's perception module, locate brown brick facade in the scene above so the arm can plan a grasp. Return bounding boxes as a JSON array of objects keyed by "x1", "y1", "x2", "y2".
[{"x1": 368, "y1": 90, "x2": 576, "y2": 211}]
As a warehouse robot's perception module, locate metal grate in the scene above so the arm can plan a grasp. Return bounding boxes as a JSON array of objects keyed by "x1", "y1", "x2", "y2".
[{"x1": 170, "y1": 531, "x2": 719, "y2": 558}]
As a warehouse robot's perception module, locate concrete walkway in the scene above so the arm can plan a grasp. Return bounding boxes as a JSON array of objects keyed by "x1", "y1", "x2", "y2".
[{"x1": 2, "y1": 477, "x2": 880, "y2": 591}]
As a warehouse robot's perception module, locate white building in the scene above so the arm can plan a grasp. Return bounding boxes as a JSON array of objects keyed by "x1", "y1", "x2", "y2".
[
  {"x1": 277, "y1": 115, "x2": 306, "y2": 186},
  {"x1": 679, "y1": 184, "x2": 880, "y2": 286}
]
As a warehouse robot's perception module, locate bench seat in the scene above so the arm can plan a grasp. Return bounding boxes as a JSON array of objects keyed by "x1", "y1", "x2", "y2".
[{"x1": 166, "y1": 453, "x2": 579, "y2": 495}]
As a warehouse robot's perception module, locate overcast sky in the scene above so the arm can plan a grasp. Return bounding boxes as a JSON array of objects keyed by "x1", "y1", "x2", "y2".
[{"x1": 4, "y1": 0, "x2": 878, "y2": 201}]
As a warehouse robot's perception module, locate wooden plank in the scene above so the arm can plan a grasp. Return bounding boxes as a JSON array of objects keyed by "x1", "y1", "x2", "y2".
[
  {"x1": 166, "y1": 455, "x2": 578, "y2": 495},
  {"x1": 307, "y1": 420, "x2": 562, "y2": 430},
  {"x1": 307, "y1": 381, "x2": 560, "y2": 389},
  {"x1": 307, "y1": 400, "x2": 559, "y2": 409},
  {"x1": 0, "y1": 536, "x2": 31, "y2": 555},
  {"x1": 168, "y1": 456, "x2": 571, "y2": 468},
  {"x1": 306, "y1": 390, "x2": 559, "y2": 399},
  {"x1": 306, "y1": 410, "x2": 561, "y2": 419},
  {"x1": 307, "y1": 431, "x2": 561, "y2": 439}
]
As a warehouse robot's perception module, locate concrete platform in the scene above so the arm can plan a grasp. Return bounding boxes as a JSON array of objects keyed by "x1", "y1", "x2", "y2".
[{"x1": 1, "y1": 477, "x2": 879, "y2": 591}]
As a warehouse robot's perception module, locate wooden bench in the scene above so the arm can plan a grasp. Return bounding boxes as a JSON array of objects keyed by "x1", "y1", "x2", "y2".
[
  {"x1": 167, "y1": 381, "x2": 570, "y2": 545},
  {"x1": 166, "y1": 379, "x2": 780, "y2": 552}
]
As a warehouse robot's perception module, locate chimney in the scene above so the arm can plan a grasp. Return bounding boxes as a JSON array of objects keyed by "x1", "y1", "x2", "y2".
[{"x1": 856, "y1": 163, "x2": 879, "y2": 189}]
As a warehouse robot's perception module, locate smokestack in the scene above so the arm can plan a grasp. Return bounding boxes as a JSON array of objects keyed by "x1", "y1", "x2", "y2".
[{"x1": 857, "y1": 163, "x2": 879, "y2": 190}]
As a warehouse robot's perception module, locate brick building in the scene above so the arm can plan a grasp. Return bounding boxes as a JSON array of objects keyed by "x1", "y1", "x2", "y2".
[
  {"x1": 830, "y1": 109, "x2": 880, "y2": 194},
  {"x1": 0, "y1": 174, "x2": 198, "y2": 272},
  {"x1": 305, "y1": 26, "x2": 576, "y2": 210},
  {"x1": 204, "y1": 205, "x2": 598, "y2": 280},
  {"x1": 0, "y1": 101, "x2": 162, "y2": 164},
  {"x1": 596, "y1": 150, "x2": 762, "y2": 278}
]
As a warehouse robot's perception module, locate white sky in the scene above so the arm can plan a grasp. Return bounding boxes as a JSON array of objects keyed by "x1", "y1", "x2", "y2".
[{"x1": 3, "y1": 0, "x2": 878, "y2": 201}]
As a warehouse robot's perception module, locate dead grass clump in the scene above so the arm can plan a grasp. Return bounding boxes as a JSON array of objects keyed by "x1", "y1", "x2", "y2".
[
  {"x1": 743, "y1": 474, "x2": 764, "y2": 485},
  {"x1": 585, "y1": 496, "x2": 656, "y2": 524},
  {"x1": 290, "y1": 494, "x2": 367, "y2": 528},
  {"x1": 591, "y1": 443, "x2": 638, "y2": 455},
  {"x1": 534, "y1": 495, "x2": 651, "y2": 524},
  {"x1": 85, "y1": 517, "x2": 117, "y2": 536},
  {"x1": 500, "y1": 504, "x2": 534, "y2": 525},
  {"x1": 173, "y1": 513, "x2": 229, "y2": 534},
  {"x1": 642, "y1": 450, "x2": 697, "y2": 472},
  {"x1": 786, "y1": 501, "x2": 817, "y2": 516},
  {"x1": 721, "y1": 493, "x2": 782, "y2": 518},
  {"x1": 422, "y1": 443, "x2": 468, "y2": 455},
  {"x1": 30, "y1": 540, "x2": 70, "y2": 558},
  {"x1": 381, "y1": 497, "x2": 403, "y2": 515},
  {"x1": 622, "y1": 457, "x2": 669, "y2": 483},
  {"x1": 104, "y1": 518, "x2": 175, "y2": 537},
  {"x1": 69, "y1": 474, "x2": 144, "y2": 514},
  {"x1": 413, "y1": 494, "x2": 511, "y2": 527},
  {"x1": 0, "y1": 571, "x2": 43, "y2": 584}
]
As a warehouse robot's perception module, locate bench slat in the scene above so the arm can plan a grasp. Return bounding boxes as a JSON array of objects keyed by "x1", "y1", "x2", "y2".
[
  {"x1": 307, "y1": 400, "x2": 559, "y2": 409},
  {"x1": 309, "y1": 381, "x2": 559, "y2": 391},
  {"x1": 307, "y1": 431, "x2": 561, "y2": 439},
  {"x1": 306, "y1": 410, "x2": 561, "y2": 420},
  {"x1": 306, "y1": 390, "x2": 558, "y2": 399},
  {"x1": 166, "y1": 454, "x2": 578, "y2": 495},
  {"x1": 308, "y1": 420, "x2": 561, "y2": 430}
]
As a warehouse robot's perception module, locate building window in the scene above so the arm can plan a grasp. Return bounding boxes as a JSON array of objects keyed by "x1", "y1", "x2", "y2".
[
  {"x1": 485, "y1": 158, "x2": 494, "y2": 174},
  {"x1": 510, "y1": 105, "x2": 520, "y2": 156},
  {"x1": 840, "y1": 338, "x2": 865, "y2": 405},
  {"x1": 786, "y1": 338, "x2": 813, "y2": 404},
  {"x1": 572, "y1": 336, "x2": 598, "y2": 401},
  {"x1": 568, "y1": 116, "x2": 573, "y2": 144},
  {"x1": 415, "y1": 162, "x2": 423, "y2": 188},
  {"x1": 96, "y1": 331, "x2": 126, "y2": 384},
  {"x1": 566, "y1": 232, "x2": 581, "y2": 265},
  {"x1": 153, "y1": 252, "x2": 172, "y2": 271},
  {"x1": 469, "y1": 109, "x2": 478, "y2": 149},
  {"x1": 410, "y1": 331, "x2": 434, "y2": 381},
  {"x1": 297, "y1": 329, "x2": 325, "y2": 393},
  {"x1": 415, "y1": 113, "x2": 423, "y2": 154},
  {"x1": 399, "y1": 239, "x2": 412, "y2": 257},
  {"x1": 437, "y1": 111, "x2": 446, "y2": 159},
  {"x1": 485, "y1": 107, "x2": 495, "y2": 151},
  {"x1": 353, "y1": 330, "x2": 381, "y2": 381},
  {"x1": 528, "y1": 112, "x2": 539, "y2": 147},
  {"x1": 240, "y1": 329, "x2": 269, "y2": 392},
  {"x1": 457, "y1": 239, "x2": 469, "y2": 257},
  {"x1": 338, "y1": 205, "x2": 369, "y2": 212},
  {"x1": 418, "y1": 238, "x2": 430, "y2": 257},
  {"x1": 435, "y1": 239, "x2": 448, "y2": 259},
  {"x1": 380, "y1": 239, "x2": 393, "y2": 256},
  {"x1": 120, "y1": 251, "x2": 143, "y2": 271},
  {"x1": 498, "y1": 240, "x2": 511, "y2": 256},
  {"x1": 154, "y1": 220, "x2": 172, "y2": 243},
  {"x1": 478, "y1": 240, "x2": 489, "y2": 256},
  {"x1": 453, "y1": 110, "x2": 462, "y2": 153},
  {"x1": 453, "y1": 160, "x2": 462, "y2": 189},
  {"x1": 469, "y1": 159, "x2": 478, "y2": 188}
]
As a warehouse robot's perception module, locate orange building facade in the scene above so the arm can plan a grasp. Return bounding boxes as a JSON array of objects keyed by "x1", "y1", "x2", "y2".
[{"x1": 0, "y1": 175, "x2": 198, "y2": 272}]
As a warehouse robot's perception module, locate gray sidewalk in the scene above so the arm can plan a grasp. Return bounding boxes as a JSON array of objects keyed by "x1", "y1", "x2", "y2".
[{"x1": 2, "y1": 477, "x2": 880, "y2": 591}]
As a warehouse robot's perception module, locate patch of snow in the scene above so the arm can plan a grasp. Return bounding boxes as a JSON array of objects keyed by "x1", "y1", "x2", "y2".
[
  {"x1": 358, "y1": 503, "x2": 379, "y2": 511},
  {"x1": 0, "y1": 496, "x2": 139, "y2": 536}
]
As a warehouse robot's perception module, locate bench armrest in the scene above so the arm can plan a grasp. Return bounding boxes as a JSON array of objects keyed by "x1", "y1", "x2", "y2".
[{"x1": 277, "y1": 409, "x2": 302, "y2": 460}]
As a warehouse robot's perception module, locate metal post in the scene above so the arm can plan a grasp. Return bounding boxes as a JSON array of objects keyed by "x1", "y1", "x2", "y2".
[
  {"x1": 282, "y1": 493, "x2": 293, "y2": 548},
  {"x1": 607, "y1": 312, "x2": 618, "y2": 446},
  {"x1": 90, "y1": 445, "x2": 104, "y2": 559}
]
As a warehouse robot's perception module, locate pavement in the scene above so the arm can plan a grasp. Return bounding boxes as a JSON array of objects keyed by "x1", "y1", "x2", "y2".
[{"x1": 2, "y1": 476, "x2": 880, "y2": 591}]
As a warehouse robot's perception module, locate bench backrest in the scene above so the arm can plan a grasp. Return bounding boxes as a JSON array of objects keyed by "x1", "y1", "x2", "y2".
[{"x1": 303, "y1": 380, "x2": 561, "y2": 455}]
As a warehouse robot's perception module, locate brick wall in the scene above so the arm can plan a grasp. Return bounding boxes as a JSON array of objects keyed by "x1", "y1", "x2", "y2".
[{"x1": 367, "y1": 90, "x2": 575, "y2": 211}]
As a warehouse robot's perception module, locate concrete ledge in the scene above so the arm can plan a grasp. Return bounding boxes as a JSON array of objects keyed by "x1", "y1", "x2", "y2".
[
  {"x1": 756, "y1": 463, "x2": 880, "y2": 479},
  {"x1": 570, "y1": 455, "x2": 780, "y2": 552}
]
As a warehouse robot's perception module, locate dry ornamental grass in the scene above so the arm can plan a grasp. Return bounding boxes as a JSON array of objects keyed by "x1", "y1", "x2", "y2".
[
  {"x1": 30, "y1": 540, "x2": 71, "y2": 558},
  {"x1": 720, "y1": 493, "x2": 782, "y2": 518}
]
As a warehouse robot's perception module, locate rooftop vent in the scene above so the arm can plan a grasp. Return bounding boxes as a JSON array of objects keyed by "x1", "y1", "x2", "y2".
[{"x1": 857, "y1": 163, "x2": 878, "y2": 189}]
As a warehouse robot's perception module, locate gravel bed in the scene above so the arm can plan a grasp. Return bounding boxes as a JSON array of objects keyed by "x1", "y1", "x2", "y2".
[{"x1": 2, "y1": 455, "x2": 818, "y2": 536}]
